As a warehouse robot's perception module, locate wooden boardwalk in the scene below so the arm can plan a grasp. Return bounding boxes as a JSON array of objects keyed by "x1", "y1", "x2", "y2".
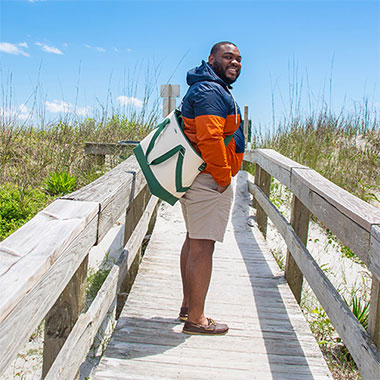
[{"x1": 93, "y1": 174, "x2": 332, "y2": 380}]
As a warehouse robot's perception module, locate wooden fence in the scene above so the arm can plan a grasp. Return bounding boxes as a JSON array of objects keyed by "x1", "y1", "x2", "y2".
[
  {"x1": 0, "y1": 154, "x2": 158, "y2": 379},
  {"x1": 244, "y1": 149, "x2": 380, "y2": 380}
]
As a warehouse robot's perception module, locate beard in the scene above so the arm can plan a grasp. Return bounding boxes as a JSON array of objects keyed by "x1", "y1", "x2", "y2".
[{"x1": 211, "y1": 60, "x2": 240, "y2": 85}]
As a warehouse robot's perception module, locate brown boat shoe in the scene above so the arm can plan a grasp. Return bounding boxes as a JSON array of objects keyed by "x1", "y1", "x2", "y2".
[
  {"x1": 178, "y1": 306, "x2": 188, "y2": 322},
  {"x1": 182, "y1": 318, "x2": 229, "y2": 335}
]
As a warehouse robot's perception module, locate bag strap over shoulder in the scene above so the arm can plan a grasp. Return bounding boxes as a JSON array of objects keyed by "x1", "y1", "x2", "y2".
[{"x1": 146, "y1": 118, "x2": 170, "y2": 159}]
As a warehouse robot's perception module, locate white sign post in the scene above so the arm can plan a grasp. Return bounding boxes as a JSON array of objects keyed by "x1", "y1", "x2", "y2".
[{"x1": 161, "y1": 84, "x2": 180, "y2": 117}]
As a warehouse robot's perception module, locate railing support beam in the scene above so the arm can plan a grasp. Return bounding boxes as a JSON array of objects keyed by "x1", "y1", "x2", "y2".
[
  {"x1": 369, "y1": 278, "x2": 380, "y2": 349},
  {"x1": 42, "y1": 255, "x2": 88, "y2": 379},
  {"x1": 255, "y1": 164, "x2": 271, "y2": 238},
  {"x1": 117, "y1": 185, "x2": 150, "y2": 317},
  {"x1": 285, "y1": 195, "x2": 310, "y2": 304},
  {"x1": 369, "y1": 225, "x2": 380, "y2": 349}
]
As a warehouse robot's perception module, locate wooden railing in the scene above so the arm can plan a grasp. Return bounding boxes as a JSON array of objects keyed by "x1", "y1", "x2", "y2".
[
  {"x1": 0, "y1": 155, "x2": 158, "y2": 379},
  {"x1": 1, "y1": 147, "x2": 379, "y2": 379},
  {"x1": 244, "y1": 149, "x2": 380, "y2": 380}
]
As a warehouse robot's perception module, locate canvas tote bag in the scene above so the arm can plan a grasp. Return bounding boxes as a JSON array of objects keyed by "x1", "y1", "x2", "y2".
[
  {"x1": 134, "y1": 109, "x2": 233, "y2": 206},
  {"x1": 133, "y1": 109, "x2": 204, "y2": 205}
]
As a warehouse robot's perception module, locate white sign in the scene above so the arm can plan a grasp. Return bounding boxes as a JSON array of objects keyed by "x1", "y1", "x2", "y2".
[
  {"x1": 161, "y1": 84, "x2": 180, "y2": 117},
  {"x1": 160, "y1": 84, "x2": 180, "y2": 98}
]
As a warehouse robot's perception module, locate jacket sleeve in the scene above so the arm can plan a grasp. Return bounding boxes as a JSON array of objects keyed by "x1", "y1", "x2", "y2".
[{"x1": 192, "y1": 83, "x2": 231, "y2": 186}]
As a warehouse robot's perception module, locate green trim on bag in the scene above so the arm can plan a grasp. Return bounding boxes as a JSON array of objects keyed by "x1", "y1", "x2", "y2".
[
  {"x1": 224, "y1": 133, "x2": 233, "y2": 146},
  {"x1": 148, "y1": 144, "x2": 190, "y2": 193},
  {"x1": 133, "y1": 144, "x2": 179, "y2": 206},
  {"x1": 146, "y1": 118, "x2": 170, "y2": 160},
  {"x1": 175, "y1": 149, "x2": 190, "y2": 193},
  {"x1": 149, "y1": 145, "x2": 183, "y2": 165}
]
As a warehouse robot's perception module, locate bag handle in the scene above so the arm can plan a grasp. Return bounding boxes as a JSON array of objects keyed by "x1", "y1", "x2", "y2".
[{"x1": 145, "y1": 118, "x2": 170, "y2": 159}]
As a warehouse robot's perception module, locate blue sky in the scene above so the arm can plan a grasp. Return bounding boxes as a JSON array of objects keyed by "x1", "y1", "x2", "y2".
[{"x1": 0, "y1": 0, "x2": 379, "y2": 130}]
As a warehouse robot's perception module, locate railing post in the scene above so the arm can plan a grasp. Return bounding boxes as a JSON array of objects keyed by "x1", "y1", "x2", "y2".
[
  {"x1": 117, "y1": 185, "x2": 150, "y2": 317},
  {"x1": 285, "y1": 195, "x2": 310, "y2": 304},
  {"x1": 255, "y1": 164, "x2": 271, "y2": 238},
  {"x1": 368, "y1": 225, "x2": 380, "y2": 349},
  {"x1": 243, "y1": 105, "x2": 249, "y2": 147},
  {"x1": 42, "y1": 255, "x2": 88, "y2": 379},
  {"x1": 369, "y1": 279, "x2": 380, "y2": 349}
]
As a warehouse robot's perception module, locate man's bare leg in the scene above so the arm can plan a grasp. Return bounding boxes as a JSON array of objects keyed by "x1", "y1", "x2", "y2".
[
  {"x1": 180, "y1": 233, "x2": 190, "y2": 309},
  {"x1": 185, "y1": 238, "x2": 215, "y2": 326}
]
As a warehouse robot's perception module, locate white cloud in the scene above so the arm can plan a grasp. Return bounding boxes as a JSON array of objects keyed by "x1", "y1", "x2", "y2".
[
  {"x1": 84, "y1": 44, "x2": 105, "y2": 53},
  {"x1": 113, "y1": 47, "x2": 119, "y2": 52},
  {"x1": 45, "y1": 100, "x2": 90, "y2": 116},
  {"x1": 35, "y1": 42, "x2": 63, "y2": 55},
  {"x1": 45, "y1": 100, "x2": 70, "y2": 113},
  {"x1": 76, "y1": 106, "x2": 90, "y2": 116},
  {"x1": 117, "y1": 96, "x2": 143, "y2": 108},
  {"x1": 0, "y1": 104, "x2": 30, "y2": 120},
  {"x1": 0, "y1": 42, "x2": 29, "y2": 56}
]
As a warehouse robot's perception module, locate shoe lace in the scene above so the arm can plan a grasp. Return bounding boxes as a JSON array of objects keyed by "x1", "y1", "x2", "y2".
[{"x1": 207, "y1": 318, "x2": 216, "y2": 326}]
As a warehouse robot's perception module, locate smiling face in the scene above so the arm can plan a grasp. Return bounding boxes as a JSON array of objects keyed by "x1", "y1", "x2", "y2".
[{"x1": 208, "y1": 43, "x2": 242, "y2": 85}]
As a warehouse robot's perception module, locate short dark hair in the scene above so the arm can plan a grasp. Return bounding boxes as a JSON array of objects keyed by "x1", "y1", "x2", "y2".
[{"x1": 210, "y1": 41, "x2": 238, "y2": 56}]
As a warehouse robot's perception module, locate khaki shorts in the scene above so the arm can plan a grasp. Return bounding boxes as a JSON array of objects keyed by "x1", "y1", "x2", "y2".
[{"x1": 180, "y1": 173, "x2": 234, "y2": 242}]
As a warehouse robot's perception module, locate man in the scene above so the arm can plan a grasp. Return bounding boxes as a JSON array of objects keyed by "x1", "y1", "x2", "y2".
[{"x1": 179, "y1": 42, "x2": 245, "y2": 335}]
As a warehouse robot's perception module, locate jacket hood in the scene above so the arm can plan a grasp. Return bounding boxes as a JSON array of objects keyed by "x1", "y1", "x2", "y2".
[{"x1": 186, "y1": 60, "x2": 232, "y2": 88}]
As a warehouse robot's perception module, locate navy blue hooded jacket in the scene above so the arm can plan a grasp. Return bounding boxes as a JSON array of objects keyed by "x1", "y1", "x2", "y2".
[{"x1": 181, "y1": 60, "x2": 245, "y2": 186}]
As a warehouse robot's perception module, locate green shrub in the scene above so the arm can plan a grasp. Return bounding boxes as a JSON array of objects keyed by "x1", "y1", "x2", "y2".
[
  {"x1": 44, "y1": 171, "x2": 77, "y2": 196},
  {"x1": 345, "y1": 295, "x2": 370, "y2": 330},
  {"x1": 0, "y1": 183, "x2": 51, "y2": 241}
]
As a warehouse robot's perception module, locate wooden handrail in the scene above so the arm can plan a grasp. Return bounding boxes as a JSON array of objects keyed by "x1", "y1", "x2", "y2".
[
  {"x1": 0, "y1": 155, "x2": 148, "y2": 377},
  {"x1": 44, "y1": 195, "x2": 159, "y2": 379},
  {"x1": 244, "y1": 149, "x2": 380, "y2": 380}
]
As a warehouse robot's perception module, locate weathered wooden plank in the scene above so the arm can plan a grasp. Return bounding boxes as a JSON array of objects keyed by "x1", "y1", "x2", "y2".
[
  {"x1": 100, "y1": 356, "x2": 328, "y2": 379},
  {"x1": 94, "y1": 357, "x2": 254, "y2": 380},
  {"x1": 285, "y1": 195, "x2": 310, "y2": 303},
  {"x1": 369, "y1": 225, "x2": 380, "y2": 348},
  {"x1": 244, "y1": 149, "x2": 380, "y2": 232},
  {"x1": 117, "y1": 196, "x2": 159, "y2": 290},
  {"x1": 85, "y1": 142, "x2": 137, "y2": 156},
  {"x1": 109, "y1": 326, "x2": 321, "y2": 354},
  {"x1": 44, "y1": 265, "x2": 119, "y2": 380},
  {"x1": 94, "y1": 351, "x2": 329, "y2": 378},
  {"x1": 243, "y1": 105, "x2": 249, "y2": 144},
  {"x1": 291, "y1": 168, "x2": 375, "y2": 278},
  {"x1": 244, "y1": 149, "x2": 308, "y2": 188},
  {"x1": 369, "y1": 225, "x2": 380, "y2": 285},
  {"x1": 100, "y1": 340, "x2": 330, "y2": 369},
  {"x1": 0, "y1": 207, "x2": 98, "y2": 375},
  {"x1": 42, "y1": 255, "x2": 88, "y2": 378},
  {"x1": 292, "y1": 167, "x2": 380, "y2": 232},
  {"x1": 63, "y1": 155, "x2": 147, "y2": 243},
  {"x1": 123, "y1": 186, "x2": 150, "y2": 246},
  {"x1": 118, "y1": 186, "x2": 150, "y2": 315},
  {"x1": 0, "y1": 199, "x2": 98, "y2": 323},
  {"x1": 249, "y1": 181, "x2": 380, "y2": 380},
  {"x1": 255, "y1": 165, "x2": 271, "y2": 238}
]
